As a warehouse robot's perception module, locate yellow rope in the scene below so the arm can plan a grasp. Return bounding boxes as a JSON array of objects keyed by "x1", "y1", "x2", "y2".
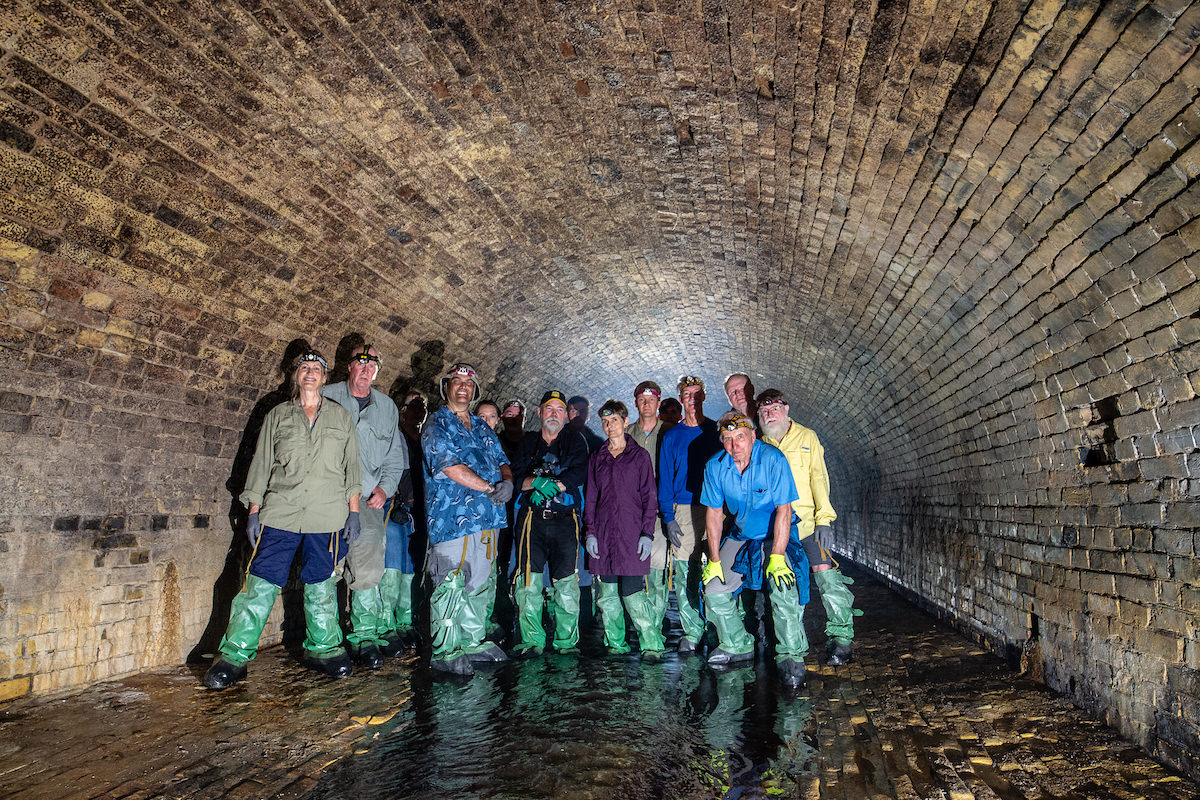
[{"x1": 240, "y1": 529, "x2": 264, "y2": 594}]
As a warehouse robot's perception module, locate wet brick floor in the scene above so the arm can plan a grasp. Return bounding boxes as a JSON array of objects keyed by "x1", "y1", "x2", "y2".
[{"x1": 1, "y1": 568, "x2": 1196, "y2": 799}]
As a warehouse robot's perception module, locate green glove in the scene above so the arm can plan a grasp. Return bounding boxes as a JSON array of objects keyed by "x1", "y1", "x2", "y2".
[
  {"x1": 532, "y1": 476, "x2": 559, "y2": 498},
  {"x1": 766, "y1": 554, "x2": 796, "y2": 589},
  {"x1": 702, "y1": 559, "x2": 724, "y2": 585}
]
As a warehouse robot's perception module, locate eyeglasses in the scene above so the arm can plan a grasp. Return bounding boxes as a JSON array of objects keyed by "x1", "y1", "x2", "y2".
[{"x1": 295, "y1": 351, "x2": 328, "y2": 369}]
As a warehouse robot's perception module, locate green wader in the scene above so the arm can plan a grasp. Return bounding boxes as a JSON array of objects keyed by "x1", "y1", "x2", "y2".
[
  {"x1": 674, "y1": 558, "x2": 706, "y2": 643},
  {"x1": 647, "y1": 566, "x2": 669, "y2": 630},
  {"x1": 513, "y1": 572, "x2": 546, "y2": 654},
  {"x1": 460, "y1": 568, "x2": 499, "y2": 655},
  {"x1": 302, "y1": 577, "x2": 347, "y2": 659},
  {"x1": 347, "y1": 587, "x2": 387, "y2": 649},
  {"x1": 429, "y1": 569, "x2": 468, "y2": 661},
  {"x1": 377, "y1": 568, "x2": 414, "y2": 634},
  {"x1": 594, "y1": 580, "x2": 631, "y2": 654},
  {"x1": 813, "y1": 568, "x2": 860, "y2": 644},
  {"x1": 216, "y1": 574, "x2": 281, "y2": 665},
  {"x1": 626, "y1": 586, "x2": 666, "y2": 654},
  {"x1": 549, "y1": 574, "x2": 581, "y2": 652},
  {"x1": 705, "y1": 590, "x2": 754, "y2": 656}
]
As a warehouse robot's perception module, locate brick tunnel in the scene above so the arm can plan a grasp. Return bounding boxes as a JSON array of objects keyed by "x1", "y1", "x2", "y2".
[{"x1": 0, "y1": 0, "x2": 1198, "y2": 786}]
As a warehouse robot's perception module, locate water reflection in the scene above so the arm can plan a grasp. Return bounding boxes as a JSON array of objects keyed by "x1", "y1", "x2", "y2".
[{"x1": 309, "y1": 654, "x2": 817, "y2": 800}]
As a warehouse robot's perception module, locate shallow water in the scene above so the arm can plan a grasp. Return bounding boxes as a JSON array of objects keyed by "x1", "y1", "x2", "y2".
[{"x1": 308, "y1": 652, "x2": 819, "y2": 800}]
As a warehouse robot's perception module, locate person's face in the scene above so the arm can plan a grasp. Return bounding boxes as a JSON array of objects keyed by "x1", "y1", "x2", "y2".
[
  {"x1": 402, "y1": 396, "x2": 427, "y2": 428},
  {"x1": 725, "y1": 375, "x2": 750, "y2": 412},
  {"x1": 680, "y1": 385, "x2": 705, "y2": 415},
  {"x1": 347, "y1": 346, "x2": 380, "y2": 396},
  {"x1": 660, "y1": 402, "x2": 682, "y2": 426},
  {"x1": 296, "y1": 361, "x2": 326, "y2": 391},
  {"x1": 757, "y1": 399, "x2": 789, "y2": 439},
  {"x1": 635, "y1": 393, "x2": 660, "y2": 420},
  {"x1": 539, "y1": 400, "x2": 567, "y2": 435},
  {"x1": 568, "y1": 402, "x2": 588, "y2": 423},
  {"x1": 447, "y1": 375, "x2": 476, "y2": 410},
  {"x1": 600, "y1": 413, "x2": 626, "y2": 440},
  {"x1": 501, "y1": 405, "x2": 525, "y2": 433},
  {"x1": 721, "y1": 427, "x2": 755, "y2": 466},
  {"x1": 476, "y1": 404, "x2": 500, "y2": 430}
]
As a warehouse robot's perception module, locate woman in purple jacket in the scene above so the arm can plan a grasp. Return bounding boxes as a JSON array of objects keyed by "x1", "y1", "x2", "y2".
[{"x1": 584, "y1": 400, "x2": 665, "y2": 658}]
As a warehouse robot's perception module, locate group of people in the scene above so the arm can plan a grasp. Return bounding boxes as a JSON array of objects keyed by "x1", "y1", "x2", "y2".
[{"x1": 203, "y1": 345, "x2": 861, "y2": 691}]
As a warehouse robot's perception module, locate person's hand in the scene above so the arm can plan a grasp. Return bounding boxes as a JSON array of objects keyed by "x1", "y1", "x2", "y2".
[
  {"x1": 636, "y1": 535, "x2": 652, "y2": 561},
  {"x1": 367, "y1": 486, "x2": 387, "y2": 510},
  {"x1": 585, "y1": 535, "x2": 599, "y2": 559},
  {"x1": 343, "y1": 510, "x2": 361, "y2": 545},
  {"x1": 666, "y1": 520, "x2": 683, "y2": 548},
  {"x1": 702, "y1": 559, "x2": 724, "y2": 585},
  {"x1": 766, "y1": 554, "x2": 796, "y2": 589},
  {"x1": 490, "y1": 480, "x2": 513, "y2": 505},
  {"x1": 532, "y1": 476, "x2": 559, "y2": 499},
  {"x1": 246, "y1": 512, "x2": 261, "y2": 548},
  {"x1": 814, "y1": 524, "x2": 832, "y2": 542}
]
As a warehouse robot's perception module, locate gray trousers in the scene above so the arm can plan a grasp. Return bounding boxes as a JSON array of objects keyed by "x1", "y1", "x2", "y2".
[{"x1": 344, "y1": 503, "x2": 387, "y2": 590}]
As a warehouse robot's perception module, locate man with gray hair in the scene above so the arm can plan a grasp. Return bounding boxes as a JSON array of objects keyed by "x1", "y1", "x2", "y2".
[
  {"x1": 322, "y1": 343, "x2": 407, "y2": 669},
  {"x1": 757, "y1": 387, "x2": 861, "y2": 665}
]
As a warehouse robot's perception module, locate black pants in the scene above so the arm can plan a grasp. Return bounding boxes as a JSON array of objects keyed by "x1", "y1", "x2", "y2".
[
  {"x1": 514, "y1": 508, "x2": 579, "y2": 582},
  {"x1": 598, "y1": 574, "x2": 646, "y2": 597}
]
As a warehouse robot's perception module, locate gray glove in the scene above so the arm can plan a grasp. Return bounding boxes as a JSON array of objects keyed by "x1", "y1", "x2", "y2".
[
  {"x1": 814, "y1": 524, "x2": 832, "y2": 543},
  {"x1": 637, "y1": 534, "x2": 652, "y2": 561},
  {"x1": 666, "y1": 520, "x2": 683, "y2": 548},
  {"x1": 490, "y1": 479, "x2": 514, "y2": 505},
  {"x1": 585, "y1": 534, "x2": 599, "y2": 559},
  {"x1": 247, "y1": 512, "x2": 261, "y2": 548},
  {"x1": 343, "y1": 510, "x2": 361, "y2": 545}
]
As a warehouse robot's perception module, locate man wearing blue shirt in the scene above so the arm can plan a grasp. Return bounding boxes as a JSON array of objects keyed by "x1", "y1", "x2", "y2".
[
  {"x1": 656, "y1": 376, "x2": 723, "y2": 652},
  {"x1": 700, "y1": 412, "x2": 810, "y2": 687},
  {"x1": 422, "y1": 363, "x2": 514, "y2": 676}
]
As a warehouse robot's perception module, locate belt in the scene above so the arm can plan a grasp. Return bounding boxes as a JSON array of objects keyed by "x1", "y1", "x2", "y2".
[{"x1": 533, "y1": 508, "x2": 571, "y2": 520}]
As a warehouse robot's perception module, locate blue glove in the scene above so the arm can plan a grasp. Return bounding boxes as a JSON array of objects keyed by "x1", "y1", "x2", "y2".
[
  {"x1": 247, "y1": 512, "x2": 261, "y2": 548},
  {"x1": 343, "y1": 510, "x2": 361, "y2": 545}
]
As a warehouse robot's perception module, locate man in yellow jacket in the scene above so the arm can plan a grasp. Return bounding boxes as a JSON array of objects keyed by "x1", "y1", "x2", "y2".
[{"x1": 756, "y1": 388, "x2": 861, "y2": 665}]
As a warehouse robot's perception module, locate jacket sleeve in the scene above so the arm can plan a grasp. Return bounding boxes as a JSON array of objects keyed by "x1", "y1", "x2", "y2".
[
  {"x1": 583, "y1": 452, "x2": 599, "y2": 533},
  {"x1": 374, "y1": 400, "x2": 407, "y2": 497},
  {"x1": 343, "y1": 419, "x2": 362, "y2": 501},
  {"x1": 657, "y1": 431, "x2": 677, "y2": 523},
  {"x1": 811, "y1": 436, "x2": 838, "y2": 527},
  {"x1": 638, "y1": 449, "x2": 658, "y2": 536},
  {"x1": 240, "y1": 406, "x2": 277, "y2": 509},
  {"x1": 555, "y1": 431, "x2": 589, "y2": 492}
]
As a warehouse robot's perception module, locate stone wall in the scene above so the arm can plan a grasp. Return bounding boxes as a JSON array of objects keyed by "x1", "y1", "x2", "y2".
[{"x1": 0, "y1": 0, "x2": 1197, "y2": 780}]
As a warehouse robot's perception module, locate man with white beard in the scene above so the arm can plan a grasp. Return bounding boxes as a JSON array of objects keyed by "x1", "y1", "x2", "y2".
[{"x1": 756, "y1": 388, "x2": 861, "y2": 665}]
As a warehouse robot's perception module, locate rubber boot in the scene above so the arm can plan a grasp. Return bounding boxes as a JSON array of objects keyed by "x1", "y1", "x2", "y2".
[
  {"x1": 346, "y1": 587, "x2": 385, "y2": 668},
  {"x1": 376, "y1": 569, "x2": 407, "y2": 657},
  {"x1": 214, "y1": 574, "x2": 281, "y2": 665},
  {"x1": 673, "y1": 559, "x2": 705, "y2": 648},
  {"x1": 813, "y1": 568, "x2": 860, "y2": 663},
  {"x1": 625, "y1": 587, "x2": 666, "y2": 657},
  {"x1": 705, "y1": 590, "x2": 754, "y2": 664},
  {"x1": 303, "y1": 577, "x2": 352, "y2": 677},
  {"x1": 647, "y1": 566, "x2": 669, "y2": 633},
  {"x1": 594, "y1": 580, "x2": 630, "y2": 654},
  {"x1": 512, "y1": 572, "x2": 546, "y2": 656},
  {"x1": 770, "y1": 582, "x2": 809, "y2": 661},
  {"x1": 428, "y1": 569, "x2": 473, "y2": 675},
  {"x1": 462, "y1": 570, "x2": 507, "y2": 662},
  {"x1": 206, "y1": 574, "x2": 280, "y2": 688},
  {"x1": 549, "y1": 574, "x2": 581, "y2": 653}
]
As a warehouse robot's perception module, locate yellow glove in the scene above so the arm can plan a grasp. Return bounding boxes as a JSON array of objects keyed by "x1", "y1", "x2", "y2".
[
  {"x1": 702, "y1": 559, "x2": 724, "y2": 585},
  {"x1": 766, "y1": 554, "x2": 796, "y2": 589}
]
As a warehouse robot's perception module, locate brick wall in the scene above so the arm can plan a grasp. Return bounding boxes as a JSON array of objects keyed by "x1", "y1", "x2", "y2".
[{"x1": 0, "y1": 0, "x2": 1196, "y2": 779}]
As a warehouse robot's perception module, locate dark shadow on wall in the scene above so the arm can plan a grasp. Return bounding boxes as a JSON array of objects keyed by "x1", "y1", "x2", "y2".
[
  {"x1": 387, "y1": 339, "x2": 445, "y2": 410},
  {"x1": 188, "y1": 338, "x2": 312, "y2": 663}
]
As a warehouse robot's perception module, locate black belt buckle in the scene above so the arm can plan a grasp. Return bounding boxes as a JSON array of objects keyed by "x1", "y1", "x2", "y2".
[{"x1": 539, "y1": 508, "x2": 557, "y2": 520}]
